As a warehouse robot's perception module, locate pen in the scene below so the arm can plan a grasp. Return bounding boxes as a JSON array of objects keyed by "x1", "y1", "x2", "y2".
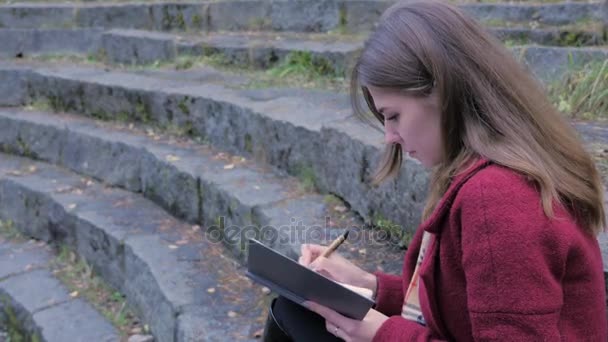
[{"x1": 320, "y1": 230, "x2": 350, "y2": 258}]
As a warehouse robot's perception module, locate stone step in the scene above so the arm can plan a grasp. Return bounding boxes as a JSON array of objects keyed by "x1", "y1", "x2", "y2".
[
  {"x1": 0, "y1": 152, "x2": 266, "y2": 341},
  {"x1": 0, "y1": 28, "x2": 103, "y2": 59},
  {"x1": 511, "y1": 45, "x2": 608, "y2": 82},
  {"x1": 491, "y1": 26, "x2": 605, "y2": 47},
  {"x1": 0, "y1": 61, "x2": 430, "y2": 238},
  {"x1": 1, "y1": 52, "x2": 606, "y2": 232},
  {"x1": 0, "y1": 107, "x2": 405, "y2": 272},
  {"x1": 101, "y1": 29, "x2": 363, "y2": 74},
  {"x1": 463, "y1": 2, "x2": 603, "y2": 26},
  {"x1": 0, "y1": 1, "x2": 602, "y2": 33},
  {"x1": 0, "y1": 238, "x2": 120, "y2": 341},
  {"x1": 1, "y1": 25, "x2": 606, "y2": 81}
]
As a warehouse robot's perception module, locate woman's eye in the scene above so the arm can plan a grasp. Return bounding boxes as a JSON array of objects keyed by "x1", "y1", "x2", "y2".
[{"x1": 386, "y1": 114, "x2": 399, "y2": 121}]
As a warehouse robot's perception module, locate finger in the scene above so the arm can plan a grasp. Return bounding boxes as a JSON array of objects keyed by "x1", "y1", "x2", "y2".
[
  {"x1": 306, "y1": 302, "x2": 351, "y2": 330},
  {"x1": 300, "y1": 244, "x2": 310, "y2": 264},
  {"x1": 309, "y1": 256, "x2": 326, "y2": 271}
]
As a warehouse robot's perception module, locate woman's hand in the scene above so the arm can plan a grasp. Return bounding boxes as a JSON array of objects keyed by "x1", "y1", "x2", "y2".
[
  {"x1": 299, "y1": 243, "x2": 377, "y2": 292},
  {"x1": 305, "y1": 301, "x2": 389, "y2": 342}
]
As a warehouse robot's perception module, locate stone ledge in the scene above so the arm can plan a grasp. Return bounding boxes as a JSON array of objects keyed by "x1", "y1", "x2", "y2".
[
  {"x1": 0, "y1": 1, "x2": 601, "y2": 33},
  {"x1": 0, "y1": 153, "x2": 271, "y2": 341},
  {"x1": 0, "y1": 63, "x2": 430, "y2": 238},
  {"x1": 0, "y1": 240, "x2": 119, "y2": 342}
]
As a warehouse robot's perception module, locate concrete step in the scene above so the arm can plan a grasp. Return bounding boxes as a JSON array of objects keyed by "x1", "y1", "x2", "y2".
[
  {"x1": 0, "y1": 61, "x2": 430, "y2": 238},
  {"x1": 2, "y1": 54, "x2": 606, "y2": 232},
  {"x1": 1, "y1": 25, "x2": 606, "y2": 82},
  {"x1": 101, "y1": 29, "x2": 363, "y2": 74},
  {"x1": 511, "y1": 45, "x2": 608, "y2": 82},
  {"x1": 0, "y1": 1, "x2": 602, "y2": 33},
  {"x1": 491, "y1": 26, "x2": 606, "y2": 47},
  {"x1": 0, "y1": 28, "x2": 103, "y2": 59},
  {"x1": 0, "y1": 238, "x2": 119, "y2": 341},
  {"x1": 0, "y1": 151, "x2": 267, "y2": 341},
  {"x1": 463, "y1": 2, "x2": 603, "y2": 26},
  {"x1": 0, "y1": 107, "x2": 405, "y2": 271},
  {"x1": 0, "y1": 106, "x2": 406, "y2": 339}
]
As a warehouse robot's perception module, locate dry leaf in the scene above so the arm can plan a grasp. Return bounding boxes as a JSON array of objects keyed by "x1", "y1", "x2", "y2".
[
  {"x1": 223, "y1": 164, "x2": 235, "y2": 170},
  {"x1": 261, "y1": 287, "x2": 271, "y2": 295},
  {"x1": 166, "y1": 154, "x2": 180, "y2": 162},
  {"x1": 28, "y1": 166, "x2": 37, "y2": 172},
  {"x1": 192, "y1": 225, "x2": 201, "y2": 232},
  {"x1": 358, "y1": 248, "x2": 367, "y2": 255},
  {"x1": 67, "y1": 203, "x2": 77, "y2": 210},
  {"x1": 70, "y1": 291, "x2": 79, "y2": 298},
  {"x1": 253, "y1": 329, "x2": 264, "y2": 338},
  {"x1": 227, "y1": 311, "x2": 238, "y2": 318},
  {"x1": 207, "y1": 287, "x2": 216, "y2": 294},
  {"x1": 175, "y1": 239, "x2": 188, "y2": 245},
  {"x1": 168, "y1": 244, "x2": 178, "y2": 250},
  {"x1": 334, "y1": 205, "x2": 347, "y2": 213}
]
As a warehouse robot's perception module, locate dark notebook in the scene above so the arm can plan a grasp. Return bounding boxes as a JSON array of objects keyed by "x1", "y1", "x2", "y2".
[{"x1": 246, "y1": 238, "x2": 375, "y2": 320}]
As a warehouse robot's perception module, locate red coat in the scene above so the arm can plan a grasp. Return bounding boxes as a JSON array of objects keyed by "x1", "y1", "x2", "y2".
[{"x1": 372, "y1": 159, "x2": 607, "y2": 341}]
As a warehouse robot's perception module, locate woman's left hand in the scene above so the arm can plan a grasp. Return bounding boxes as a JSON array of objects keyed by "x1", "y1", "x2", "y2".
[{"x1": 304, "y1": 301, "x2": 389, "y2": 342}]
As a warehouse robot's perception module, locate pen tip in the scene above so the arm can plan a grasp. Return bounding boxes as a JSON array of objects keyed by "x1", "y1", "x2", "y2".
[{"x1": 343, "y1": 230, "x2": 350, "y2": 239}]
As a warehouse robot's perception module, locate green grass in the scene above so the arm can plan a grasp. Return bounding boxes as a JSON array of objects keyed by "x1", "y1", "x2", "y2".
[
  {"x1": 52, "y1": 245, "x2": 144, "y2": 338},
  {"x1": 549, "y1": 60, "x2": 608, "y2": 121},
  {"x1": 372, "y1": 214, "x2": 413, "y2": 248},
  {"x1": 0, "y1": 220, "x2": 24, "y2": 242},
  {"x1": 294, "y1": 165, "x2": 317, "y2": 193}
]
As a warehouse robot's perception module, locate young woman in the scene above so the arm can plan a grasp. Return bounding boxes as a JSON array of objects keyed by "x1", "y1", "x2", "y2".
[{"x1": 262, "y1": 1, "x2": 608, "y2": 340}]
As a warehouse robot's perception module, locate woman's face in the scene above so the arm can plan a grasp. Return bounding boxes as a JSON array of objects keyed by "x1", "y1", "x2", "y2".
[{"x1": 368, "y1": 86, "x2": 443, "y2": 168}]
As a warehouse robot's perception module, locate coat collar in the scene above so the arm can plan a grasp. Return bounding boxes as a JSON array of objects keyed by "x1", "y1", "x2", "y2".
[{"x1": 420, "y1": 158, "x2": 491, "y2": 234}]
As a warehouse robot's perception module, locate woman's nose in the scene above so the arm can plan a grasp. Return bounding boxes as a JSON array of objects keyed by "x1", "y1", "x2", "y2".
[{"x1": 385, "y1": 129, "x2": 400, "y2": 145}]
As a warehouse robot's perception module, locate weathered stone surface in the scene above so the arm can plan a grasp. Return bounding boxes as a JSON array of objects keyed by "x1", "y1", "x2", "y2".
[
  {"x1": 0, "y1": 67, "x2": 31, "y2": 106},
  {"x1": 33, "y1": 299, "x2": 119, "y2": 342},
  {"x1": 0, "y1": 28, "x2": 102, "y2": 58},
  {"x1": 491, "y1": 27, "x2": 604, "y2": 47},
  {"x1": 603, "y1": 0, "x2": 608, "y2": 30},
  {"x1": 0, "y1": 240, "x2": 48, "y2": 280},
  {"x1": 462, "y1": 2, "x2": 602, "y2": 26},
  {"x1": 270, "y1": 0, "x2": 341, "y2": 32},
  {"x1": 0, "y1": 240, "x2": 120, "y2": 342},
  {"x1": 100, "y1": 29, "x2": 361, "y2": 73},
  {"x1": 207, "y1": 1, "x2": 270, "y2": 32},
  {"x1": 102, "y1": 29, "x2": 177, "y2": 65},
  {"x1": 512, "y1": 46, "x2": 608, "y2": 82},
  {"x1": 0, "y1": 152, "x2": 279, "y2": 340},
  {"x1": 75, "y1": 4, "x2": 153, "y2": 29},
  {"x1": 0, "y1": 1, "x2": 602, "y2": 34},
  {"x1": 0, "y1": 4, "x2": 75, "y2": 29},
  {"x1": 5, "y1": 58, "x2": 606, "y2": 234},
  {"x1": 149, "y1": 3, "x2": 207, "y2": 31}
]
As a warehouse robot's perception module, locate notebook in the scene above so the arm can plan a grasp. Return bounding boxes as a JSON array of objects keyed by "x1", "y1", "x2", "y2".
[{"x1": 246, "y1": 238, "x2": 375, "y2": 320}]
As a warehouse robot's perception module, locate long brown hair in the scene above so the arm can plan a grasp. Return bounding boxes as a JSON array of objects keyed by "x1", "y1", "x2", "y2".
[{"x1": 351, "y1": 0, "x2": 605, "y2": 235}]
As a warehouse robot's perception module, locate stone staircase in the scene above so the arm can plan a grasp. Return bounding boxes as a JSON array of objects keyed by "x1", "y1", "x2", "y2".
[{"x1": 0, "y1": 0, "x2": 606, "y2": 341}]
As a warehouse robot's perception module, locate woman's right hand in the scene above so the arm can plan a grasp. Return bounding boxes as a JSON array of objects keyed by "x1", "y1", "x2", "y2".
[{"x1": 298, "y1": 243, "x2": 377, "y2": 292}]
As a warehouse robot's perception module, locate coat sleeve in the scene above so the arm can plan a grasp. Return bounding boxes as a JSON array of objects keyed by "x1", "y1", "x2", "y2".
[
  {"x1": 371, "y1": 272, "x2": 404, "y2": 316},
  {"x1": 372, "y1": 316, "x2": 448, "y2": 341}
]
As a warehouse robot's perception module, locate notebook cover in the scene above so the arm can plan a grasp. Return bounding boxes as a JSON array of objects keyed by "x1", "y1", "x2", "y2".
[{"x1": 246, "y1": 238, "x2": 374, "y2": 320}]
